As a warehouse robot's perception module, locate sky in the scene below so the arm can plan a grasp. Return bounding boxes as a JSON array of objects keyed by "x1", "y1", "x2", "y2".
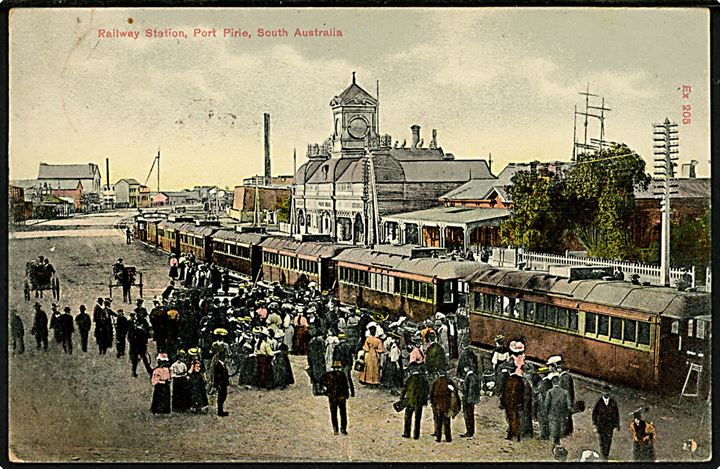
[{"x1": 9, "y1": 8, "x2": 710, "y2": 190}]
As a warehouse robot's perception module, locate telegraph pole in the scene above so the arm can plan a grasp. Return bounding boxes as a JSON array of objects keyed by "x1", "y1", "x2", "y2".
[{"x1": 653, "y1": 118, "x2": 679, "y2": 286}]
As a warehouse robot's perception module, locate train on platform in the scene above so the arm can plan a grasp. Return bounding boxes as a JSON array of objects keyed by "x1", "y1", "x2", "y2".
[{"x1": 133, "y1": 215, "x2": 711, "y2": 397}]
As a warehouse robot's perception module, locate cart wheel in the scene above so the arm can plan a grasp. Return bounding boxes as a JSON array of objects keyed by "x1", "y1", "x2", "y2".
[{"x1": 226, "y1": 355, "x2": 240, "y2": 377}]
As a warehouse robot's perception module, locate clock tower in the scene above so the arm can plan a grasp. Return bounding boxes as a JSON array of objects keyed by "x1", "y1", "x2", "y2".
[{"x1": 330, "y1": 73, "x2": 379, "y2": 157}]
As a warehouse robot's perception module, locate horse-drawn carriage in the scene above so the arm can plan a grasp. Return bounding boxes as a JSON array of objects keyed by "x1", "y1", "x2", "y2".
[
  {"x1": 25, "y1": 258, "x2": 60, "y2": 300},
  {"x1": 109, "y1": 263, "x2": 144, "y2": 302}
]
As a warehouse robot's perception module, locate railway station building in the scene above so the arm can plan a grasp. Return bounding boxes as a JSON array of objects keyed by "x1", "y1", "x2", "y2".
[{"x1": 292, "y1": 75, "x2": 496, "y2": 246}]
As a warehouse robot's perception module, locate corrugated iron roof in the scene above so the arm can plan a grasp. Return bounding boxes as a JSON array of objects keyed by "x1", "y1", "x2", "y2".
[
  {"x1": 383, "y1": 206, "x2": 510, "y2": 225},
  {"x1": 465, "y1": 268, "x2": 710, "y2": 318},
  {"x1": 634, "y1": 178, "x2": 710, "y2": 200},
  {"x1": 38, "y1": 163, "x2": 99, "y2": 180},
  {"x1": 334, "y1": 247, "x2": 487, "y2": 280},
  {"x1": 212, "y1": 229, "x2": 267, "y2": 245},
  {"x1": 259, "y1": 237, "x2": 348, "y2": 259}
]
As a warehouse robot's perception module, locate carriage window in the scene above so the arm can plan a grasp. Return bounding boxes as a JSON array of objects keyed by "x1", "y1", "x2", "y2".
[
  {"x1": 568, "y1": 310, "x2": 578, "y2": 331},
  {"x1": 557, "y1": 308, "x2": 569, "y2": 329},
  {"x1": 610, "y1": 317, "x2": 623, "y2": 340},
  {"x1": 696, "y1": 320, "x2": 707, "y2": 339},
  {"x1": 598, "y1": 315, "x2": 609, "y2": 336},
  {"x1": 536, "y1": 303, "x2": 546, "y2": 324},
  {"x1": 525, "y1": 302, "x2": 535, "y2": 322},
  {"x1": 687, "y1": 319, "x2": 695, "y2": 337},
  {"x1": 546, "y1": 305, "x2": 558, "y2": 326},
  {"x1": 585, "y1": 312, "x2": 597, "y2": 334},
  {"x1": 670, "y1": 320, "x2": 679, "y2": 334},
  {"x1": 638, "y1": 322, "x2": 651, "y2": 345},
  {"x1": 624, "y1": 319, "x2": 637, "y2": 343},
  {"x1": 443, "y1": 281, "x2": 453, "y2": 304}
]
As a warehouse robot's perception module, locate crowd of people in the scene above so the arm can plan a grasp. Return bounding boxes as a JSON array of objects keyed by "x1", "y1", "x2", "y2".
[{"x1": 10, "y1": 250, "x2": 658, "y2": 462}]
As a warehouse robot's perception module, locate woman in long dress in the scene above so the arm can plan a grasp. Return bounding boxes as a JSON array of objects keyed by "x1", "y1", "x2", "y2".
[
  {"x1": 151, "y1": 354, "x2": 172, "y2": 414},
  {"x1": 168, "y1": 254, "x2": 179, "y2": 280},
  {"x1": 255, "y1": 330, "x2": 275, "y2": 390},
  {"x1": 170, "y1": 352, "x2": 191, "y2": 412},
  {"x1": 187, "y1": 349, "x2": 209, "y2": 412},
  {"x1": 359, "y1": 326, "x2": 384, "y2": 385}
]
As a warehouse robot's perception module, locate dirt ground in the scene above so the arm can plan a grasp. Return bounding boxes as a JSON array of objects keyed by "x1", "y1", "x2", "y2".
[{"x1": 6, "y1": 212, "x2": 712, "y2": 463}]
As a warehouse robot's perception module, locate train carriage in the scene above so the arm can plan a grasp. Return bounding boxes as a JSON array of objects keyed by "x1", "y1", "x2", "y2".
[
  {"x1": 464, "y1": 266, "x2": 711, "y2": 396},
  {"x1": 259, "y1": 237, "x2": 349, "y2": 292},
  {"x1": 134, "y1": 217, "x2": 148, "y2": 243},
  {"x1": 334, "y1": 246, "x2": 485, "y2": 323},
  {"x1": 177, "y1": 222, "x2": 219, "y2": 263},
  {"x1": 145, "y1": 218, "x2": 162, "y2": 248},
  {"x1": 211, "y1": 229, "x2": 267, "y2": 281},
  {"x1": 156, "y1": 220, "x2": 182, "y2": 255}
]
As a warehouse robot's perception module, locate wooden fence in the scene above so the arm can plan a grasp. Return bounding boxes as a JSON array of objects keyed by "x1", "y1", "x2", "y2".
[{"x1": 491, "y1": 247, "x2": 696, "y2": 288}]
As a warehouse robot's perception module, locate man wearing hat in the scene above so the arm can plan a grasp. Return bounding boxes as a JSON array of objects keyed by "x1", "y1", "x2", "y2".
[
  {"x1": 31, "y1": 302, "x2": 49, "y2": 351},
  {"x1": 211, "y1": 343, "x2": 230, "y2": 417},
  {"x1": 115, "y1": 309, "x2": 130, "y2": 358},
  {"x1": 332, "y1": 333, "x2": 355, "y2": 397},
  {"x1": 548, "y1": 355, "x2": 575, "y2": 436},
  {"x1": 535, "y1": 367, "x2": 553, "y2": 440},
  {"x1": 400, "y1": 362, "x2": 430, "y2": 439},
  {"x1": 128, "y1": 318, "x2": 152, "y2": 377},
  {"x1": 74, "y1": 305, "x2": 91, "y2": 352},
  {"x1": 58, "y1": 306, "x2": 75, "y2": 354},
  {"x1": 307, "y1": 331, "x2": 327, "y2": 395},
  {"x1": 319, "y1": 360, "x2": 351, "y2": 435},
  {"x1": 629, "y1": 407, "x2": 656, "y2": 461},
  {"x1": 424, "y1": 332, "x2": 448, "y2": 379},
  {"x1": 501, "y1": 353, "x2": 526, "y2": 442},
  {"x1": 133, "y1": 299, "x2": 150, "y2": 333},
  {"x1": 10, "y1": 309, "x2": 25, "y2": 355},
  {"x1": 430, "y1": 371, "x2": 458, "y2": 443},
  {"x1": 150, "y1": 300, "x2": 168, "y2": 353},
  {"x1": 592, "y1": 386, "x2": 620, "y2": 460},
  {"x1": 460, "y1": 366, "x2": 481, "y2": 437},
  {"x1": 49, "y1": 304, "x2": 63, "y2": 347},
  {"x1": 544, "y1": 375, "x2": 572, "y2": 448}
]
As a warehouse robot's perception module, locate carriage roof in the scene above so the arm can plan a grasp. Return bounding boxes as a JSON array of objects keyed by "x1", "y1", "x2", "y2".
[
  {"x1": 464, "y1": 267, "x2": 710, "y2": 318},
  {"x1": 334, "y1": 247, "x2": 487, "y2": 280},
  {"x1": 212, "y1": 229, "x2": 267, "y2": 246}
]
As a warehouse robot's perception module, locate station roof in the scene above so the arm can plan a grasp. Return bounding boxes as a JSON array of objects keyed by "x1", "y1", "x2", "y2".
[
  {"x1": 464, "y1": 268, "x2": 710, "y2": 318},
  {"x1": 334, "y1": 247, "x2": 487, "y2": 280},
  {"x1": 383, "y1": 206, "x2": 510, "y2": 226},
  {"x1": 634, "y1": 178, "x2": 710, "y2": 200},
  {"x1": 259, "y1": 237, "x2": 349, "y2": 259},
  {"x1": 38, "y1": 162, "x2": 99, "y2": 179}
]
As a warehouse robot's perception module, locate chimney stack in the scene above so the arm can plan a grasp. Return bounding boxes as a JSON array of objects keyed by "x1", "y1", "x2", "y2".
[
  {"x1": 411, "y1": 125, "x2": 420, "y2": 149},
  {"x1": 105, "y1": 158, "x2": 110, "y2": 190},
  {"x1": 264, "y1": 113, "x2": 271, "y2": 186},
  {"x1": 430, "y1": 129, "x2": 437, "y2": 149}
]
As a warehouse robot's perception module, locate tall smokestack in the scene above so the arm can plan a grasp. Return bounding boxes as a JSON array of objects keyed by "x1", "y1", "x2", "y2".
[
  {"x1": 264, "y1": 113, "x2": 271, "y2": 186},
  {"x1": 431, "y1": 129, "x2": 437, "y2": 149},
  {"x1": 411, "y1": 125, "x2": 420, "y2": 149},
  {"x1": 105, "y1": 158, "x2": 110, "y2": 190}
]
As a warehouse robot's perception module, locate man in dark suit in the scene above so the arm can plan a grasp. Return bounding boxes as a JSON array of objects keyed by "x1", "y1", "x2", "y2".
[
  {"x1": 430, "y1": 372, "x2": 455, "y2": 442},
  {"x1": 319, "y1": 360, "x2": 351, "y2": 435},
  {"x1": 212, "y1": 349, "x2": 230, "y2": 417},
  {"x1": 545, "y1": 375, "x2": 572, "y2": 447},
  {"x1": 58, "y1": 307, "x2": 75, "y2": 354},
  {"x1": 74, "y1": 305, "x2": 91, "y2": 352},
  {"x1": 400, "y1": 363, "x2": 429, "y2": 439},
  {"x1": 592, "y1": 387, "x2": 620, "y2": 460},
  {"x1": 460, "y1": 366, "x2": 481, "y2": 437}
]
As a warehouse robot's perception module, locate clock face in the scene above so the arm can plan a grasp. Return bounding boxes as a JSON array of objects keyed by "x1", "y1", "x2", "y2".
[
  {"x1": 347, "y1": 117, "x2": 369, "y2": 139},
  {"x1": 335, "y1": 117, "x2": 342, "y2": 136}
]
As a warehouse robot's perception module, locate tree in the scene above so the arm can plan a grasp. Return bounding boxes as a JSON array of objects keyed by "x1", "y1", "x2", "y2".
[
  {"x1": 276, "y1": 195, "x2": 291, "y2": 223},
  {"x1": 499, "y1": 167, "x2": 570, "y2": 253},
  {"x1": 564, "y1": 144, "x2": 650, "y2": 259},
  {"x1": 670, "y1": 206, "x2": 710, "y2": 277}
]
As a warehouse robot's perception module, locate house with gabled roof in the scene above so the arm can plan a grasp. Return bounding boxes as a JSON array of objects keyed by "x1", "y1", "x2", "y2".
[{"x1": 37, "y1": 162, "x2": 102, "y2": 194}]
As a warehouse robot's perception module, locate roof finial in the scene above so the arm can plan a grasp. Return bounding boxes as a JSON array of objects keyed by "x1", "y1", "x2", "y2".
[{"x1": 352, "y1": 71, "x2": 356, "y2": 84}]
